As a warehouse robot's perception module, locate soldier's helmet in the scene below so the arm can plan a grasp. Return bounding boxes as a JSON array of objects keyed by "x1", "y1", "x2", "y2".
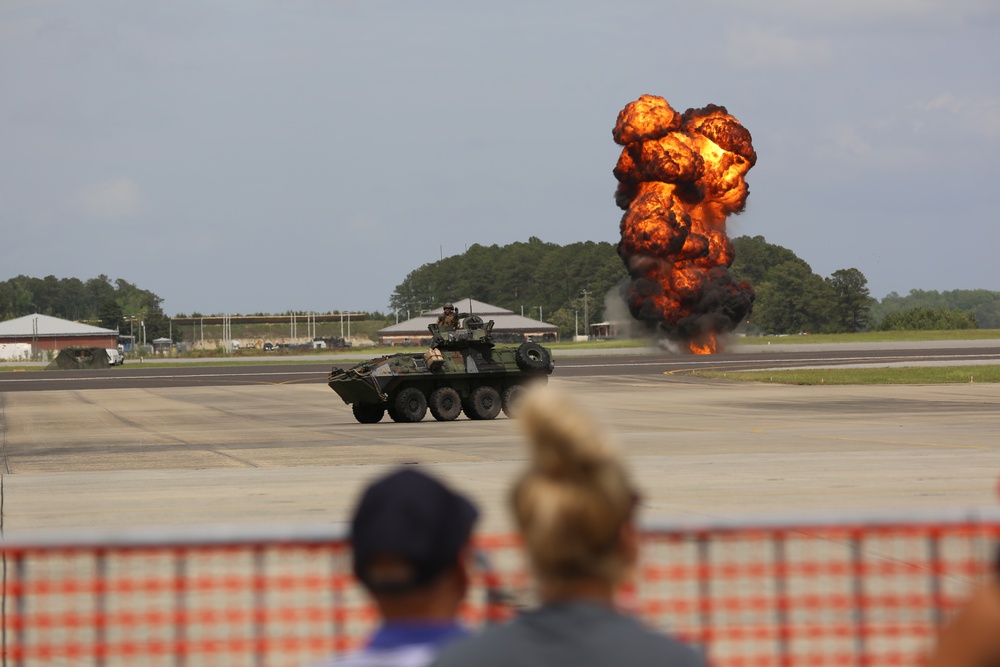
[{"x1": 444, "y1": 303, "x2": 454, "y2": 310}]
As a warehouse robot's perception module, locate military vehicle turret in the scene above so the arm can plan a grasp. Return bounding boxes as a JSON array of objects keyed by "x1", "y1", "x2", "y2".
[{"x1": 328, "y1": 314, "x2": 554, "y2": 423}]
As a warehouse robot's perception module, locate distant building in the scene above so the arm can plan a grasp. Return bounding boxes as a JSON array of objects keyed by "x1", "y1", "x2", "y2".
[
  {"x1": 151, "y1": 337, "x2": 174, "y2": 353},
  {"x1": 378, "y1": 299, "x2": 558, "y2": 346},
  {"x1": 590, "y1": 321, "x2": 619, "y2": 339},
  {"x1": 0, "y1": 313, "x2": 119, "y2": 360}
]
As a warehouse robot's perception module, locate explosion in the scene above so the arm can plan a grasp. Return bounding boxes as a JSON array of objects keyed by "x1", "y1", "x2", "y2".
[{"x1": 612, "y1": 94, "x2": 757, "y2": 354}]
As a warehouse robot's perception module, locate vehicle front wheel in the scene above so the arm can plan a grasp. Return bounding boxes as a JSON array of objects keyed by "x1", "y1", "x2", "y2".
[
  {"x1": 393, "y1": 387, "x2": 428, "y2": 422},
  {"x1": 387, "y1": 405, "x2": 402, "y2": 422},
  {"x1": 429, "y1": 387, "x2": 462, "y2": 421},
  {"x1": 501, "y1": 385, "x2": 526, "y2": 418},
  {"x1": 352, "y1": 403, "x2": 385, "y2": 424},
  {"x1": 464, "y1": 385, "x2": 501, "y2": 420}
]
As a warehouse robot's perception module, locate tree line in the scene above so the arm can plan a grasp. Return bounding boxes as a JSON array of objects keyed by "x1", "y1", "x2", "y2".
[
  {"x1": 730, "y1": 236, "x2": 998, "y2": 333},
  {"x1": 0, "y1": 274, "x2": 178, "y2": 341},
  {"x1": 391, "y1": 235, "x2": 998, "y2": 338},
  {"x1": 4, "y1": 237, "x2": 996, "y2": 341}
]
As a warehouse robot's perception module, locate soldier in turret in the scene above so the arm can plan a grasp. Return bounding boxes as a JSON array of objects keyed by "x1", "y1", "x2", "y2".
[{"x1": 437, "y1": 303, "x2": 459, "y2": 329}]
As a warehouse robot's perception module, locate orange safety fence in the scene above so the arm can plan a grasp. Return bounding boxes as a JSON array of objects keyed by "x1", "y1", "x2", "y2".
[{"x1": 1, "y1": 510, "x2": 998, "y2": 667}]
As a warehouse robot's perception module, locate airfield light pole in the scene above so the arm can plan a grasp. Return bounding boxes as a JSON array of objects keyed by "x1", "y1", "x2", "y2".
[{"x1": 125, "y1": 316, "x2": 135, "y2": 352}]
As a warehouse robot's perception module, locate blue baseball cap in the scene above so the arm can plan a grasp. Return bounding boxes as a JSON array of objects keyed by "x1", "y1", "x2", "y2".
[{"x1": 351, "y1": 468, "x2": 479, "y2": 593}]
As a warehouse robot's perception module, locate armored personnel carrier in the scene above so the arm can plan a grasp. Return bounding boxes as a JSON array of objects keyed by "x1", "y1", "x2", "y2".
[{"x1": 328, "y1": 315, "x2": 554, "y2": 423}]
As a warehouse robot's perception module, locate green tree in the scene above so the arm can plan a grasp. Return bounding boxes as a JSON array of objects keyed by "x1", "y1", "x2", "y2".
[
  {"x1": 0, "y1": 278, "x2": 34, "y2": 320},
  {"x1": 30, "y1": 275, "x2": 59, "y2": 315},
  {"x1": 826, "y1": 268, "x2": 874, "y2": 332},
  {"x1": 99, "y1": 299, "x2": 125, "y2": 333},
  {"x1": 547, "y1": 307, "x2": 577, "y2": 340},
  {"x1": 59, "y1": 278, "x2": 88, "y2": 321},
  {"x1": 974, "y1": 300, "x2": 1000, "y2": 329},
  {"x1": 86, "y1": 276, "x2": 117, "y2": 317},
  {"x1": 750, "y1": 260, "x2": 836, "y2": 334},
  {"x1": 730, "y1": 236, "x2": 799, "y2": 286},
  {"x1": 144, "y1": 309, "x2": 179, "y2": 341}
]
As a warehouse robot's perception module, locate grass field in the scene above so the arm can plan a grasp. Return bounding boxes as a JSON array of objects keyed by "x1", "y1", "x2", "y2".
[
  {"x1": 689, "y1": 365, "x2": 1000, "y2": 385},
  {"x1": 738, "y1": 329, "x2": 1000, "y2": 345}
]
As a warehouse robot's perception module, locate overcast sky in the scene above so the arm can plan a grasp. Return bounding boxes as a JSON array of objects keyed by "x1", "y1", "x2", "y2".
[{"x1": 2, "y1": 0, "x2": 997, "y2": 316}]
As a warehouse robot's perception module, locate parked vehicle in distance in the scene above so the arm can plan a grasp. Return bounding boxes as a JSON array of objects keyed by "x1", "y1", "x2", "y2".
[
  {"x1": 106, "y1": 348, "x2": 125, "y2": 366},
  {"x1": 46, "y1": 347, "x2": 120, "y2": 370}
]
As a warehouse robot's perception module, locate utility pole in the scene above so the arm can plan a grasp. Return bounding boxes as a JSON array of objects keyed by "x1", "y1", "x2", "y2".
[{"x1": 581, "y1": 288, "x2": 591, "y2": 340}]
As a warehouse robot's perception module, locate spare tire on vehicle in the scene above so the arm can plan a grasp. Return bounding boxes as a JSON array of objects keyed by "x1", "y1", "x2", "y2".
[{"x1": 515, "y1": 342, "x2": 551, "y2": 371}]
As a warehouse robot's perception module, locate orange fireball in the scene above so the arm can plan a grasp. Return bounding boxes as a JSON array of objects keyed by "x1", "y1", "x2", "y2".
[{"x1": 613, "y1": 95, "x2": 756, "y2": 354}]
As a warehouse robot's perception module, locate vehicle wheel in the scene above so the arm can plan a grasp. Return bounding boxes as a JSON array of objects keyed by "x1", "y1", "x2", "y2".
[
  {"x1": 515, "y1": 342, "x2": 551, "y2": 371},
  {"x1": 462, "y1": 396, "x2": 480, "y2": 420},
  {"x1": 352, "y1": 403, "x2": 385, "y2": 424},
  {"x1": 393, "y1": 387, "x2": 428, "y2": 423},
  {"x1": 387, "y1": 405, "x2": 402, "y2": 422},
  {"x1": 464, "y1": 385, "x2": 501, "y2": 420},
  {"x1": 429, "y1": 387, "x2": 462, "y2": 421},
  {"x1": 501, "y1": 385, "x2": 527, "y2": 418}
]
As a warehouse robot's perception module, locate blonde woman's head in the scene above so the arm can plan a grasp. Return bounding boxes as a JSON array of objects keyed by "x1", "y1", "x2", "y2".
[{"x1": 510, "y1": 387, "x2": 639, "y2": 589}]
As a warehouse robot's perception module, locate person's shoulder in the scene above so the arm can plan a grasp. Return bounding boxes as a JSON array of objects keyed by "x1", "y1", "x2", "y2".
[
  {"x1": 429, "y1": 624, "x2": 516, "y2": 667},
  {"x1": 605, "y1": 615, "x2": 705, "y2": 665},
  {"x1": 311, "y1": 643, "x2": 439, "y2": 667}
]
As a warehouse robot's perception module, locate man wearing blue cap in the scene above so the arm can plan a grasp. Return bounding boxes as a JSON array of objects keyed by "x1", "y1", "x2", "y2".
[{"x1": 311, "y1": 468, "x2": 479, "y2": 667}]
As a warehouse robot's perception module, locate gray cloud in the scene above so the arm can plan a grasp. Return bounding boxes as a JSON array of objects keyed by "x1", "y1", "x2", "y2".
[
  {"x1": 725, "y1": 26, "x2": 832, "y2": 68},
  {"x1": 70, "y1": 178, "x2": 145, "y2": 221}
]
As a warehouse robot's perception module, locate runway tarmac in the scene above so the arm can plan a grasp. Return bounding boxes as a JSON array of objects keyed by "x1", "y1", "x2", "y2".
[{"x1": 1, "y1": 365, "x2": 998, "y2": 540}]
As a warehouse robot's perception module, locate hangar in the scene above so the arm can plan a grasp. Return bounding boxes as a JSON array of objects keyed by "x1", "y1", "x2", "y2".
[
  {"x1": 0, "y1": 313, "x2": 119, "y2": 361},
  {"x1": 377, "y1": 298, "x2": 558, "y2": 346}
]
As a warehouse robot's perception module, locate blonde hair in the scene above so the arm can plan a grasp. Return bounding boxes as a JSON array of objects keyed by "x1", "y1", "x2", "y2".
[{"x1": 510, "y1": 387, "x2": 638, "y2": 585}]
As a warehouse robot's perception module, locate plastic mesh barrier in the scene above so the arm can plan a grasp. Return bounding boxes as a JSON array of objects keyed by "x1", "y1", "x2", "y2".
[{"x1": 1, "y1": 517, "x2": 997, "y2": 667}]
